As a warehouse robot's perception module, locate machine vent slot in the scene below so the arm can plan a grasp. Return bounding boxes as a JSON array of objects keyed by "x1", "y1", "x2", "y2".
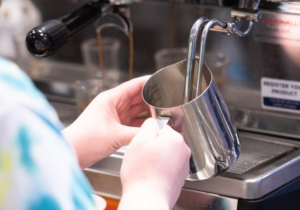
[{"x1": 228, "y1": 138, "x2": 295, "y2": 174}]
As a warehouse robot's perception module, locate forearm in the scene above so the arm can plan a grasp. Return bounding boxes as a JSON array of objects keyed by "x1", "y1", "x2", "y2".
[
  {"x1": 118, "y1": 185, "x2": 170, "y2": 210},
  {"x1": 61, "y1": 125, "x2": 109, "y2": 169}
]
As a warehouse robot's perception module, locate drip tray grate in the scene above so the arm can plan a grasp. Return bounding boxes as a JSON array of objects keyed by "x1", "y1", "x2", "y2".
[{"x1": 228, "y1": 138, "x2": 295, "y2": 174}]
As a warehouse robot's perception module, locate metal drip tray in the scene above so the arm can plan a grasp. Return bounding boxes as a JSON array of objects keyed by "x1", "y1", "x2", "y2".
[
  {"x1": 86, "y1": 131, "x2": 300, "y2": 200},
  {"x1": 228, "y1": 138, "x2": 295, "y2": 174}
]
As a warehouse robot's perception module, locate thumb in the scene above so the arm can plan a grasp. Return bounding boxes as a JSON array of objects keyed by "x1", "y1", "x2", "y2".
[{"x1": 131, "y1": 118, "x2": 160, "y2": 143}]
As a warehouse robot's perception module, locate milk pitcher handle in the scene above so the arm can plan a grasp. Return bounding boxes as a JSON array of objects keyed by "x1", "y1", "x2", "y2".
[{"x1": 156, "y1": 117, "x2": 173, "y2": 129}]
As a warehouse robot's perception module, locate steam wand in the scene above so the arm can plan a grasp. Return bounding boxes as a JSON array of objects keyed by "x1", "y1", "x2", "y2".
[{"x1": 183, "y1": 7, "x2": 261, "y2": 103}]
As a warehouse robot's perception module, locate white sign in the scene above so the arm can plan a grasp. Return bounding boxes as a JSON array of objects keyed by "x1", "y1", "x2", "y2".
[{"x1": 261, "y1": 77, "x2": 300, "y2": 113}]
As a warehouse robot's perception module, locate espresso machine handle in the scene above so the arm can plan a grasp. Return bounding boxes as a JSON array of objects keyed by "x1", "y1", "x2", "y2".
[{"x1": 26, "y1": 1, "x2": 109, "y2": 58}]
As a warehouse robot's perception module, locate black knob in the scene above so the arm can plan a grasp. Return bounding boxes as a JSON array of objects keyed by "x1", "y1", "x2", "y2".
[
  {"x1": 26, "y1": 1, "x2": 107, "y2": 58},
  {"x1": 26, "y1": 20, "x2": 69, "y2": 57}
]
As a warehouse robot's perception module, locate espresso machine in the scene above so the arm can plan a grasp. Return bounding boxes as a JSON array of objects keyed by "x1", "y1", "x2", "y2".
[{"x1": 27, "y1": 0, "x2": 300, "y2": 209}]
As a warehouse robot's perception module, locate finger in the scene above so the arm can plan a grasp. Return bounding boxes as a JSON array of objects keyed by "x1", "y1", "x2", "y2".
[
  {"x1": 159, "y1": 125, "x2": 179, "y2": 137},
  {"x1": 181, "y1": 146, "x2": 192, "y2": 178},
  {"x1": 129, "y1": 102, "x2": 148, "y2": 118},
  {"x1": 118, "y1": 102, "x2": 148, "y2": 126},
  {"x1": 158, "y1": 125, "x2": 186, "y2": 145},
  {"x1": 117, "y1": 96, "x2": 144, "y2": 122},
  {"x1": 160, "y1": 126, "x2": 191, "y2": 163},
  {"x1": 128, "y1": 93, "x2": 145, "y2": 106},
  {"x1": 110, "y1": 76, "x2": 150, "y2": 108},
  {"x1": 131, "y1": 118, "x2": 159, "y2": 143},
  {"x1": 115, "y1": 124, "x2": 140, "y2": 147},
  {"x1": 130, "y1": 118, "x2": 148, "y2": 127},
  {"x1": 117, "y1": 92, "x2": 145, "y2": 116}
]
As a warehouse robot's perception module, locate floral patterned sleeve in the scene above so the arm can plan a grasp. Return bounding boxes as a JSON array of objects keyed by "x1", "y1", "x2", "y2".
[{"x1": 0, "y1": 57, "x2": 95, "y2": 210}]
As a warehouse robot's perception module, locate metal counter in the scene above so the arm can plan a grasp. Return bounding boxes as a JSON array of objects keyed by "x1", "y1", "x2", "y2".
[{"x1": 84, "y1": 131, "x2": 300, "y2": 209}]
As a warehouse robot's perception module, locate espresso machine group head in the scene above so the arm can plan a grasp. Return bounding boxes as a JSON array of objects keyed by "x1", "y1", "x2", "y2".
[{"x1": 26, "y1": 0, "x2": 139, "y2": 58}]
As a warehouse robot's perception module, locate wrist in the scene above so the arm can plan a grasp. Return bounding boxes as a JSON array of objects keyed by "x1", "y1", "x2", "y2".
[
  {"x1": 62, "y1": 125, "x2": 95, "y2": 169},
  {"x1": 119, "y1": 183, "x2": 170, "y2": 210},
  {"x1": 61, "y1": 126, "x2": 85, "y2": 167},
  {"x1": 61, "y1": 124, "x2": 114, "y2": 169}
]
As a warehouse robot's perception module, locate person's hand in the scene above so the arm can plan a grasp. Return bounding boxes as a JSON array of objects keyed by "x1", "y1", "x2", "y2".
[
  {"x1": 119, "y1": 118, "x2": 191, "y2": 210},
  {"x1": 62, "y1": 76, "x2": 150, "y2": 169}
]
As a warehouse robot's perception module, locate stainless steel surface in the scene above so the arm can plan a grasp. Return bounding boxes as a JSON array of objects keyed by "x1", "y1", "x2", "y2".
[
  {"x1": 96, "y1": 14, "x2": 131, "y2": 36},
  {"x1": 197, "y1": 19, "x2": 226, "y2": 96},
  {"x1": 84, "y1": 168, "x2": 238, "y2": 210},
  {"x1": 32, "y1": 1, "x2": 300, "y2": 206},
  {"x1": 184, "y1": 17, "x2": 209, "y2": 104},
  {"x1": 231, "y1": 8, "x2": 262, "y2": 22},
  {"x1": 34, "y1": 0, "x2": 300, "y2": 138},
  {"x1": 34, "y1": 1, "x2": 300, "y2": 139},
  {"x1": 184, "y1": 0, "x2": 262, "y2": 102},
  {"x1": 110, "y1": 0, "x2": 141, "y2": 5},
  {"x1": 152, "y1": 0, "x2": 300, "y2": 5},
  {"x1": 183, "y1": 16, "x2": 231, "y2": 102},
  {"x1": 185, "y1": 132, "x2": 300, "y2": 199},
  {"x1": 262, "y1": 0, "x2": 300, "y2": 1},
  {"x1": 89, "y1": 131, "x2": 300, "y2": 199},
  {"x1": 234, "y1": 20, "x2": 254, "y2": 37},
  {"x1": 84, "y1": 169, "x2": 122, "y2": 199},
  {"x1": 209, "y1": 21, "x2": 236, "y2": 34},
  {"x1": 183, "y1": 5, "x2": 262, "y2": 99},
  {"x1": 142, "y1": 59, "x2": 240, "y2": 181},
  {"x1": 174, "y1": 189, "x2": 238, "y2": 210},
  {"x1": 156, "y1": 116, "x2": 173, "y2": 129},
  {"x1": 227, "y1": 137, "x2": 294, "y2": 174},
  {"x1": 232, "y1": 16, "x2": 258, "y2": 37},
  {"x1": 96, "y1": 6, "x2": 133, "y2": 36},
  {"x1": 152, "y1": 5, "x2": 300, "y2": 138},
  {"x1": 239, "y1": 0, "x2": 261, "y2": 10}
]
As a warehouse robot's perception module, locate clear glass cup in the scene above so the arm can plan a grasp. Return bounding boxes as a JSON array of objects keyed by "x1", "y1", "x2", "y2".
[
  {"x1": 154, "y1": 48, "x2": 188, "y2": 70},
  {"x1": 154, "y1": 48, "x2": 229, "y2": 88},
  {"x1": 32, "y1": 60, "x2": 93, "y2": 82},
  {"x1": 81, "y1": 38, "x2": 127, "y2": 83},
  {"x1": 75, "y1": 77, "x2": 104, "y2": 113}
]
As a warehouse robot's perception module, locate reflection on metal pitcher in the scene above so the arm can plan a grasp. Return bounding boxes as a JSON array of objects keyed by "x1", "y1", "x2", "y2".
[{"x1": 142, "y1": 59, "x2": 240, "y2": 181}]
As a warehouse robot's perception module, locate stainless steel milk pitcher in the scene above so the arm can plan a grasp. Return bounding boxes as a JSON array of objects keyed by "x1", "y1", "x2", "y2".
[
  {"x1": 142, "y1": 59, "x2": 240, "y2": 181},
  {"x1": 142, "y1": 17, "x2": 240, "y2": 181}
]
